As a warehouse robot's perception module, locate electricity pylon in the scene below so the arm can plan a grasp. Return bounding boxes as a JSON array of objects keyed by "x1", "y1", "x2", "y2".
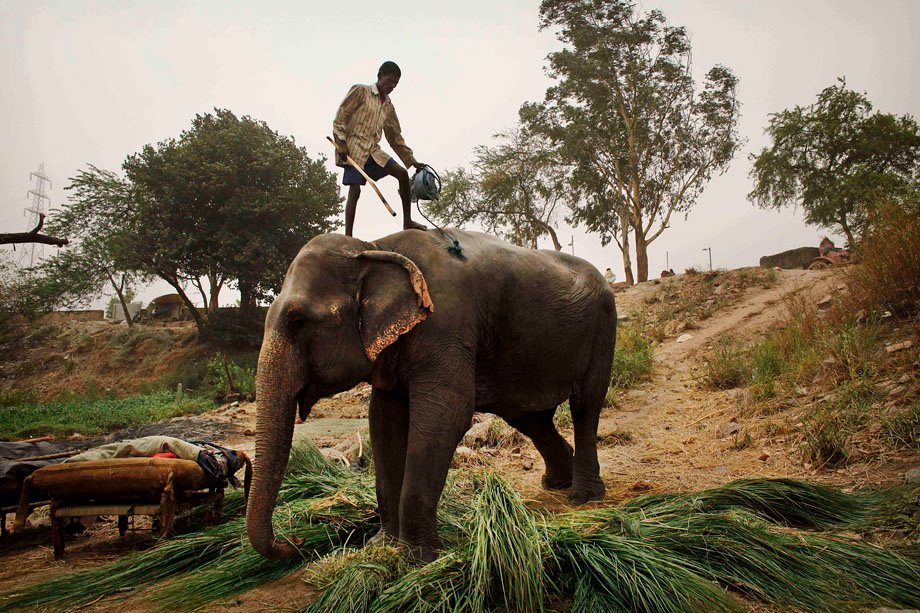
[{"x1": 19, "y1": 163, "x2": 52, "y2": 270}]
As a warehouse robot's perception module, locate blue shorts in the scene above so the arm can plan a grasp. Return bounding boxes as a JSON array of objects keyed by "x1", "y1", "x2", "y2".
[{"x1": 343, "y1": 157, "x2": 392, "y2": 186}]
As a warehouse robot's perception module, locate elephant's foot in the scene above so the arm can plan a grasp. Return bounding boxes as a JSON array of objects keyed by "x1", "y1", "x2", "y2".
[
  {"x1": 365, "y1": 528, "x2": 399, "y2": 548},
  {"x1": 568, "y1": 478, "x2": 606, "y2": 504},
  {"x1": 541, "y1": 472, "x2": 573, "y2": 491},
  {"x1": 397, "y1": 541, "x2": 439, "y2": 563}
]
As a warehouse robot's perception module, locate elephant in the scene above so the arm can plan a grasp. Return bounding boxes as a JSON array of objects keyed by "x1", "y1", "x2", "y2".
[{"x1": 247, "y1": 228, "x2": 617, "y2": 562}]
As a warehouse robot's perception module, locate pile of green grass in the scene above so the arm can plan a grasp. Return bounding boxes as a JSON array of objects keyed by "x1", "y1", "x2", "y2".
[
  {"x1": 0, "y1": 390, "x2": 215, "y2": 439},
  {"x1": 3, "y1": 440, "x2": 919, "y2": 612}
]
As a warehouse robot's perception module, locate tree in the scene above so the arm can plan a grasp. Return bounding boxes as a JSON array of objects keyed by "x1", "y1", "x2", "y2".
[
  {"x1": 426, "y1": 127, "x2": 569, "y2": 250},
  {"x1": 119, "y1": 108, "x2": 342, "y2": 336},
  {"x1": 41, "y1": 166, "x2": 150, "y2": 327},
  {"x1": 748, "y1": 78, "x2": 920, "y2": 246},
  {"x1": 523, "y1": 0, "x2": 742, "y2": 284}
]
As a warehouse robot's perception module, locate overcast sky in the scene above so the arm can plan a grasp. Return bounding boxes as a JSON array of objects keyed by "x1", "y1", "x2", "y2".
[{"x1": 2, "y1": 0, "x2": 918, "y2": 307}]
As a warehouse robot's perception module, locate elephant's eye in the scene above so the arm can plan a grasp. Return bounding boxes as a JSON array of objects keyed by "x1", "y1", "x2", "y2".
[{"x1": 287, "y1": 312, "x2": 311, "y2": 337}]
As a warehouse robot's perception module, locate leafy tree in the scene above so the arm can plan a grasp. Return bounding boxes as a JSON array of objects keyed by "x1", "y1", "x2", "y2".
[
  {"x1": 118, "y1": 108, "x2": 342, "y2": 337},
  {"x1": 749, "y1": 78, "x2": 920, "y2": 246},
  {"x1": 41, "y1": 166, "x2": 150, "y2": 327},
  {"x1": 426, "y1": 127, "x2": 569, "y2": 250},
  {"x1": 523, "y1": 0, "x2": 742, "y2": 284}
]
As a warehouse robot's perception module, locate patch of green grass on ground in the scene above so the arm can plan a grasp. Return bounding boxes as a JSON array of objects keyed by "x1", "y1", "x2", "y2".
[
  {"x1": 610, "y1": 325, "x2": 654, "y2": 390},
  {"x1": 0, "y1": 391, "x2": 215, "y2": 440}
]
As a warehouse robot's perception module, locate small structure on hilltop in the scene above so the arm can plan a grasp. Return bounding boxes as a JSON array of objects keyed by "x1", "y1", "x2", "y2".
[
  {"x1": 112, "y1": 302, "x2": 143, "y2": 322},
  {"x1": 148, "y1": 294, "x2": 190, "y2": 321},
  {"x1": 759, "y1": 246, "x2": 821, "y2": 269}
]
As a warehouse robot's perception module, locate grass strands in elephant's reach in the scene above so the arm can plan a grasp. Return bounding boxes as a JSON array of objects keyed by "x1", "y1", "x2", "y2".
[{"x1": 3, "y1": 440, "x2": 920, "y2": 612}]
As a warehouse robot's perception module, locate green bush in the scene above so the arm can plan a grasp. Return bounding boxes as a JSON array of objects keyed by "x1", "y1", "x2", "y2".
[
  {"x1": 207, "y1": 352, "x2": 257, "y2": 397},
  {"x1": 845, "y1": 200, "x2": 920, "y2": 316},
  {"x1": 610, "y1": 326, "x2": 654, "y2": 390},
  {"x1": 160, "y1": 359, "x2": 212, "y2": 394}
]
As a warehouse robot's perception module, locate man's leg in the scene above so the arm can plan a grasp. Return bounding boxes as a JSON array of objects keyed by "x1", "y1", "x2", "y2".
[
  {"x1": 344, "y1": 184, "x2": 361, "y2": 237},
  {"x1": 383, "y1": 160, "x2": 426, "y2": 231}
]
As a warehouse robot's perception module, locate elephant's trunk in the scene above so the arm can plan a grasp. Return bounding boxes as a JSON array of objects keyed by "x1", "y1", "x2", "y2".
[{"x1": 246, "y1": 330, "x2": 303, "y2": 560}]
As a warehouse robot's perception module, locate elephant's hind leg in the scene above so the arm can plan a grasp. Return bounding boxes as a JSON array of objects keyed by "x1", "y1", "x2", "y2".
[
  {"x1": 505, "y1": 409, "x2": 574, "y2": 490},
  {"x1": 568, "y1": 385, "x2": 607, "y2": 504},
  {"x1": 368, "y1": 387, "x2": 410, "y2": 542}
]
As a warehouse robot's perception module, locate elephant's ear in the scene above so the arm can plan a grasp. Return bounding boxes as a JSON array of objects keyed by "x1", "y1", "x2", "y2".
[{"x1": 355, "y1": 250, "x2": 434, "y2": 361}]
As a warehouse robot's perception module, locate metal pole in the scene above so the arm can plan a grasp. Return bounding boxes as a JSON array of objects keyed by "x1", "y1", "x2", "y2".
[
  {"x1": 702, "y1": 247, "x2": 712, "y2": 271},
  {"x1": 666, "y1": 251, "x2": 669, "y2": 270},
  {"x1": 568, "y1": 236, "x2": 574, "y2": 255}
]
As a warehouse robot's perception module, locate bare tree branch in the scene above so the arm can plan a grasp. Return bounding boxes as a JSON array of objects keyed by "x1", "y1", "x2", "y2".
[{"x1": 0, "y1": 214, "x2": 68, "y2": 247}]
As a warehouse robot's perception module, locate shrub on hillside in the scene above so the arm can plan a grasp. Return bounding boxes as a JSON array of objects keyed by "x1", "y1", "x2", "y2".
[
  {"x1": 845, "y1": 201, "x2": 920, "y2": 315},
  {"x1": 701, "y1": 337, "x2": 748, "y2": 390},
  {"x1": 207, "y1": 352, "x2": 257, "y2": 398}
]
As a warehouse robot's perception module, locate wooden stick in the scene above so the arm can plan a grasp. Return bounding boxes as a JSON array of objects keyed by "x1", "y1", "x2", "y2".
[
  {"x1": 9, "y1": 450, "x2": 80, "y2": 462},
  {"x1": 327, "y1": 136, "x2": 397, "y2": 217},
  {"x1": 15, "y1": 436, "x2": 53, "y2": 444}
]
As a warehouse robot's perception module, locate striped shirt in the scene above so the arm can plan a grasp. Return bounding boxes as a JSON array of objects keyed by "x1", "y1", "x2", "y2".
[{"x1": 332, "y1": 82, "x2": 417, "y2": 170}]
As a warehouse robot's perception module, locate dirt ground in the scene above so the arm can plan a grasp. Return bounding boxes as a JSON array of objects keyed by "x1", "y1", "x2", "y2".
[{"x1": 2, "y1": 266, "x2": 918, "y2": 611}]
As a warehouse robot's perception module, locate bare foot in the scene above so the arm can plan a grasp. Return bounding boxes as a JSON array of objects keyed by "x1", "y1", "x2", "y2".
[{"x1": 404, "y1": 220, "x2": 427, "y2": 231}]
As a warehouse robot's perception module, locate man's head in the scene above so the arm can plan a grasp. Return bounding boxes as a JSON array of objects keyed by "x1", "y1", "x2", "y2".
[{"x1": 376, "y1": 61, "x2": 401, "y2": 96}]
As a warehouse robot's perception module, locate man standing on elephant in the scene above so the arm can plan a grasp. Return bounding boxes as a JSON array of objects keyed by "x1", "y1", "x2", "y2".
[{"x1": 332, "y1": 61, "x2": 427, "y2": 236}]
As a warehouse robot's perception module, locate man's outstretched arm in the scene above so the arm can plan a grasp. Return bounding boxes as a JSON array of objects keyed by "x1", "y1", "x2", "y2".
[{"x1": 383, "y1": 107, "x2": 418, "y2": 169}]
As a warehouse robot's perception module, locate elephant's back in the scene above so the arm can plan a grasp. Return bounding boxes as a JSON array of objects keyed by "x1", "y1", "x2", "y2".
[{"x1": 377, "y1": 228, "x2": 614, "y2": 316}]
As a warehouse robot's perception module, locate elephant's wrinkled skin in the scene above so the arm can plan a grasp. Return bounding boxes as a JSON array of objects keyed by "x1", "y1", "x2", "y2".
[{"x1": 247, "y1": 229, "x2": 616, "y2": 561}]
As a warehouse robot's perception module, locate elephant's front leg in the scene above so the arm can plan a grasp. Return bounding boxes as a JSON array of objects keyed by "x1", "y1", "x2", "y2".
[
  {"x1": 368, "y1": 387, "x2": 410, "y2": 543},
  {"x1": 399, "y1": 379, "x2": 474, "y2": 561}
]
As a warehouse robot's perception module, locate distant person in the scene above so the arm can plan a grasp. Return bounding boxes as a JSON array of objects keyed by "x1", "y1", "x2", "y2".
[
  {"x1": 604, "y1": 267, "x2": 616, "y2": 283},
  {"x1": 332, "y1": 61, "x2": 427, "y2": 236}
]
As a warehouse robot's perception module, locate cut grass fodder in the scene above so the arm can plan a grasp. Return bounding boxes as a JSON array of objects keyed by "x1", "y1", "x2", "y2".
[{"x1": 5, "y1": 440, "x2": 920, "y2": 613}]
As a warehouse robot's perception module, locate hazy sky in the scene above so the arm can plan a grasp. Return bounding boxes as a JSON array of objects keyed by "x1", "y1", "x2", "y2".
[{"x1": 2, "y1": 0, "x2": 918, "y2": 307}]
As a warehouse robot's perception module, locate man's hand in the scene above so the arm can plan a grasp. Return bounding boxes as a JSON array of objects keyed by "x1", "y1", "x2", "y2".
[
  {"x1": 335, "y1": 140, "x2": 350, "y2": 157},
  {"x1": 413, "y1": 162, "x2": 426, "y2": 170}
]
